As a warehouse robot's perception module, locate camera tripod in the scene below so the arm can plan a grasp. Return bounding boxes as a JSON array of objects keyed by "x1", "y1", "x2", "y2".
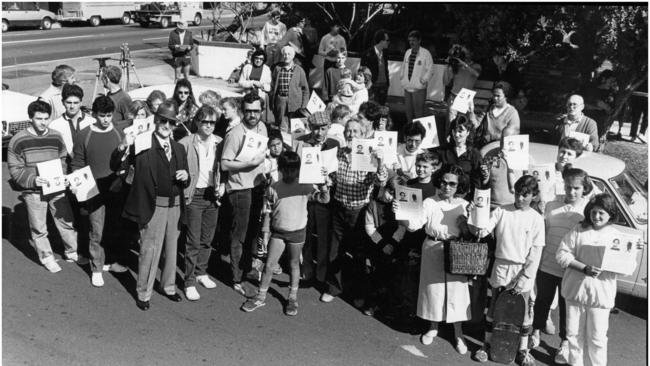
[{"x1": 92, "y1": 43, "x2": 143, "y2": 101}]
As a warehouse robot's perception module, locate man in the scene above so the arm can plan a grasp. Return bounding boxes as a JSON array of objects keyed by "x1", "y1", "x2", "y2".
[
  {"x1": 270, "y1": 46, "x2": 310, "y2": 131},
  {"x1": 39, "y1": 65, "x2": 76, "y2": 120},
  {"x1": 361, "y1": 29, "x2": 390, "y2": 105},
  {"x1": 293, "y1": 111, "x2": 340, "y2": 289},
  {"x1": 554, "y1": 94, "x2": 599, "y2": 151},
  {"x1": 321, "y1": 119, "x2": 387, "y2": 303},
  {"x1": 318, "y1": 23, "x2": 347, "y2": 82},
  {"x1": 260, "y1": 9, "x2": 286, "y2": 65},
  {"x1": 168, "y1": 20, "x2": 194, "y2": 82},
  {"x1": 102, "y1": 65, "x2": 132, "y2": 130},
  {"x1": 221, "y1": 93, "x2": 268, "y2": 296},
  {"x1": 111, "y1": 101, "x2": 189, "y2": 310},
  {"x1": 71, "y1": 96, "x2": 128, "y2": 287},
  {"x1": 400, "y1": 30, "x2": 433, "y2": 123},
  {"x1": 7, "y1": 100, "x2": 84, "y2": 273},
  {"x1": 49, "y1": 84, "x2": 96, "y2": 158}
]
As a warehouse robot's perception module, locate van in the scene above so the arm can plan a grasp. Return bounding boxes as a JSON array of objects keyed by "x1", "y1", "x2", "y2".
[{"x1": 56, "y1": 2, "x2": 138, "y2": 27}]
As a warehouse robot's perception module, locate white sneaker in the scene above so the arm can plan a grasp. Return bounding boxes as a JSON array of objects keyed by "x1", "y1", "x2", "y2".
[
  {"x1": 106, "y1": 263, "x2": 129, "y2": 273},
  {"x1": 43, "y1": 257, "x2": 62, "y2": 273},
  {"x1": 65, "y1": 252, "x2": 89, "y2": 265},
  {"x1": 529, "y1": 329, "x2": 541, "y2": 349},
  {"x1": 319, "y1": 293, "x2": 335, "y2": 303},
  {"x1": 456, "y1": 337, "x2": 468, "y2": 355},
  {"x1": 420, "y1": 330, "x2": 438, "y2": 345},
  {"x1": 196, "y1": 275, "x2": 217, "y2": 289},
  {"x1": 554, "y1": 340, "x2": 570, "y2": 364},
  {"x1": 185, "y1": 286, "x2": 200, "y2": 301},
  {"x1": 91, "y1": 272, "x2": 104, "y2": 287}
]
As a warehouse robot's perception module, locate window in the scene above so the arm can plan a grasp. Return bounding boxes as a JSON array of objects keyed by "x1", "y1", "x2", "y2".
[{"x1": 610, "y1": 172, "x2": 648, "y2": 226}]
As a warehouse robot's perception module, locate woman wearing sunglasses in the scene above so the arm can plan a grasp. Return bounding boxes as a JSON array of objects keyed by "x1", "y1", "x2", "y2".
[
  {"x1": 398, "y1": 164, "x2": 472, "y2": 356},
  {"x1": 172, "y1": 79, "x2": 199, "y2": 140}
]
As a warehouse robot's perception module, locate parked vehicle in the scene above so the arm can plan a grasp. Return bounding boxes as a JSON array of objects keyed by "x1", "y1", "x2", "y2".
[
  {"x1": 481, "y1": 141, "x2": 648, "y2": 299},
  {"x1": 130, "y1": 2, "x2": 217, "y2": 28},
  {"x1": 56, "y1": 2, "x2": 138, "y2": 27},
  {"x1": 2, "y1": 2, "x2": 57, "y2": 32},
  {"x1": 2, "y1": 89, "x2": 36, "y2": 148}
]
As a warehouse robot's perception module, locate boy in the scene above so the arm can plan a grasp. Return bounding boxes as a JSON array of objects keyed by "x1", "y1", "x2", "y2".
[
  {"x1": 48, "y1": 84, "x2": 95, "y2": 158},
  {"x1": 7, "y1": 100, "x2": 83, "y2": 273},
  {"x1": 322, "y1": 50, "x2": 349, "y2": 103},
  {"x1": 472, "y1": 175, "x2": 545, "y2": 366}
]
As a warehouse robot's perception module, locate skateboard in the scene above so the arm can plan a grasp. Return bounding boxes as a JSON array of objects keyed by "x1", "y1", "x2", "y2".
[{"x1": 490, "y1": 289, "x2": 526, "y2": 364}]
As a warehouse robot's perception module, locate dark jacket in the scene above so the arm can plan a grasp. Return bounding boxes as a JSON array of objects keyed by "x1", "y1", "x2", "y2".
[
  {"x1": 168, "y1": 29, "x2": 193, "y2": 58},
  {"x1": 361, "y1": 46, "x2": 389, "y2": 85},
  {"x1": 110, "y1": 135, "x2": 190, "y2": 226},
  {"x1": 270, "y1": 63, "x2": 310, "y2": 113}
]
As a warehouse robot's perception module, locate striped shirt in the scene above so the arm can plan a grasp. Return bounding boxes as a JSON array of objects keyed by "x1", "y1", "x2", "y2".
[
  {"x1": 7, "y1": 128, "x2": 67, "y2": 192},
  {"x1": 277, "y1": 64, "x2": 295, "y2": 97},
  {"x1": 332, "y1": 148, "x2": 383, "y2": 209},
  {"x1": 408, "y1": 49, "x2": 418, "y2": 80}
]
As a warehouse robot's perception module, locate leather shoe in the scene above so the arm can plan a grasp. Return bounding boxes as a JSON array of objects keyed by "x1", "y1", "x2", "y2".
[
  {"x1": 162, "y1": 292, "x2": 182, "y2": 302},
  {"x1": 136, "y1": 299, "x2": 150, "y2": 311}
]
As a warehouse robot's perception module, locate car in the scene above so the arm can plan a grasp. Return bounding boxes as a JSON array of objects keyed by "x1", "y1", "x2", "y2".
[
  {"x1": 2, "y1": 89, "x2": 37, "y2": 149},
  {"x1": 2, "y1": 2, "x2": 57, "y2": 32},
  {"x1": 480, "y1": 141, "x2": 648, "y2": 299}
]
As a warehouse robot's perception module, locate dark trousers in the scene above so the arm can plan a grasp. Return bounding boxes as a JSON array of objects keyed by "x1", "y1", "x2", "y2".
[
  {"x1": 272, "y1": 95, "x2": 291, "y2": 132},
  {"x1": 184, "y1": 188, "x2": 219, "y2": 287},
  {"x1": 303, "y1": 201, "x2": 332, "y2": 283},
  {"x1": 85, "y1": 178, "x2": 126, "y2": 272},
  {"x1": 533, "y1": 270, "x2": 567, "y2": 340},
  {"x1": 325, "y1": 202, "x2": 365, "y2": 297},
  {"x1": 369, "y1": 83, "x2": 389, "y2": 106},
  {"x1": 227, "y1": 186, "x2": 264, "y2": 283},
  {"x1": 630, "y1": 95, "x2": 648, "y2": 138}
]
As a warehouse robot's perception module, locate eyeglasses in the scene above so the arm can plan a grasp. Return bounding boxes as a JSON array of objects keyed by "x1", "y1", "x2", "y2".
[
  {"x1": 178, "y1": 91, "x2": 190, "y2": 95},
  {"x1": 159, "y1": 118, "x2": 177, "y2": 126},
  {"x1": 439, "y1": 180, "x2": 458, "y2": 188},
  {"x1": 200, "y1": 120, "x2": 216, "y2": 125},
  {"x1": 253, "y1": 57, "x2": 265, "y2": 60},
  {"x1": 244, "y1": 110, "x2": 261, "y2": 114}
]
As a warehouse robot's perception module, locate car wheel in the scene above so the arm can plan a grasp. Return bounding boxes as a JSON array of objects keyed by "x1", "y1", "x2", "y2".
[
  {"x1": 193, "y1": 14, "x2": 202, "y2": 26},
  {"x1": 41, "y1": 17, "x2": 52, "y2": 30},
  {"x1": 121, "y1": 13, "x2": 131, "y2": 25},
  {"x1": 89, "y1": 16, "x2": 101, "y2": 27},
  {"x1": 160, "y1": 17, "x2": 169, "y2": 28},
  {"x1": 2, "y1": 20, "x2": 8, "y2": 33}
]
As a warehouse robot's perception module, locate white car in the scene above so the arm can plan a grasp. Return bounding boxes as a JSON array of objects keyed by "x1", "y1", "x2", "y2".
[
  {"x1": 2, "y1": 2, "x2": 57, "y2": 32},
  {"x1": 481, "y1": 141, "x2": 648, "y2": 299},
  {"x1": 2, "y1": 89, "x2": 37, "y2": 148}
]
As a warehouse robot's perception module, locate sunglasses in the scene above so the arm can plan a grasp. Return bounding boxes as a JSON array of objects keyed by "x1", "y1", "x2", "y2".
[
  {"x1": 200, "y1": 120, "x2": 216, "y2": 125},
  {"x1": 439, "y1": 180, "x2": 458, "y2": 188},
  {"x1": 159, "y1": 118, "x2": 177, "y2": 126},
  {"x1": 178, "y1": 91, "x2": 190, "y2": 95}
]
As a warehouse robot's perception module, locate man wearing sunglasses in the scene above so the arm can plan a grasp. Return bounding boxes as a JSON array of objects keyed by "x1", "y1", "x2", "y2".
[{"x1": 111, "y1": 100, "x2": 190, "y2": 311}]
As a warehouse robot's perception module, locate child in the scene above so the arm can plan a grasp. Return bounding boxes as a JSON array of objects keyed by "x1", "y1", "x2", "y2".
[
  {"x1": 556, "y1": 194, "x2": 629, "y2": 366},
  {"x1": 472, "y1": 175, "x2": 545, "y2": 366},
  {"x1": 395, "y1": 121, "x2": 427, "y2": 183},
  {"x1": 241, "y1": 151, "x2": 330, "y2": 316},
  {"x1": 327, "y1": 104, "x2": 352, "y2": 146},
  {"x1": 530, "y1": 167, "x2": 593, "y2": 364},
  {"x1": 535, "y1": 137, "x2": 584, "y2": 212},
  {"x1": 323, "y1": 50, "x2": 349, "y2": 102}
]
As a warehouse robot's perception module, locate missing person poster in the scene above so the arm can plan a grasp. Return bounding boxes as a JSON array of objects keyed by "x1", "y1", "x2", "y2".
[
  {"x1": 373, "y1": 131, "x2": 398, "y2": 166},
  {"x1": 306, "y1": 91, "x2": 326, "y2": 114},
  {"x1": 529, "y1": 163, "x2": 556, "y2": 201},
  {"x1": 600, "y1": 228, "x2": 642, "y2": 276},
  {"x1": 450, "y1": 88, "x2": 476, "y2": 114},
  {"x1": 236, "y1": 130, "x2": 269, "y2": 161},
  {"x1": 414, "y1": 115, "x2": 439, "y2": 149},
  {"x1": 65, "y1": 166, "x2": 99, "y2": 202},
  {"x1": 395, "y1": 185, "x2": 423, "y2": 221},
  {"x1": 322, "y1": 147, "x2": 339, "y2": 173},
  {"x1": 298, "y1": 147, "x2": 324, "y2": 184},
  {"x1": 503, "y1": 134, "x2": 529, "y2": 170},
  {"x1": 290, "y1": 118, "x2": 308, "y2": 133},
  {"x1": 36, "y1": 159, "x2": 66, "y2": 195},
  {"x1": 134, "y1": 130, "x2": 154, "y2": 155},
  {"x1": 469, "y1": 188, "x2": 491, "y2": 228},
  {"x1": 350, "y1": 138, "x2": 377, "y2": 172}
]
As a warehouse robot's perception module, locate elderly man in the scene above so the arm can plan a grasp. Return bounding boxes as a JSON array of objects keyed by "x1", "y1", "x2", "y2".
[
  {"x1": 168, "y1": 20, "x2": 194, "y2": 82},
  {"x1": 270, "y1": 45, "x2": 310, "y2": 131},
  {"x1": 38, "y1": 64, "x2": 76, "y2": 120},
  {"x1": 554, "y1": 94, "x2": 599, "y2": 151},
  {"x1": 293, "y1": 111, "x2": 341, "y2": 289},
  {"x1": 111, "y1": 101, "x2": 190, "y2": 310}
]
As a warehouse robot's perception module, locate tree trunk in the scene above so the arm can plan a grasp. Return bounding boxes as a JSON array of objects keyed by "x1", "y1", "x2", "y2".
[{"x1": 599, "y1": 75, "x2": 647, "y2": 148}]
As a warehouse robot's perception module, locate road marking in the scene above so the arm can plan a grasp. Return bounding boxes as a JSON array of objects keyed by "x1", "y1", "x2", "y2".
[
  {"x1": 1, "y1": 47, "x2": 164, "y2": 69},
  {"x1": 400, "y1": 345, "x2": 427, "y2": 358},
  {"x1": 3, "y1": 34, "x2": 95, "y2": 45},
  {"x1": 142, "y1": 37, "x2": 168, "y2": 41}
]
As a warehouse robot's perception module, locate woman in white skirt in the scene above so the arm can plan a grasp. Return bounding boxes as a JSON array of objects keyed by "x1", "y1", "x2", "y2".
[{"x1": 399, "y1": 164, "x2": 472, "y2": 355}]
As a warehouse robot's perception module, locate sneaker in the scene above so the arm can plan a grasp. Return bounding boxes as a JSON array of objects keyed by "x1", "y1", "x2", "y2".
[
  {"x1": 529, "y1": 329, "x2": 541, "y2": 349},
  {"x1": 515, "y1": 349, "x2": 536, "y2": 366},
  {"x1": 420, "y1": 330, "x2": 438, "y2": 345},
  {"x1": 456, "y1": 337, "x2": 468, "y2": 355},
  {"x1": 91, "y1": 272, "x2": 104, "y2": 287},
  {"x1": 185, "y1": 286, "x2": 200, "y2": 301},
  {"x1": 43, "y1": 258, "x2": 62, "y2": 273},
  {"x1": 543, "y1": 317, "x2": 556, "y2": 335},
  {"x1": 233, "y1": 283, "x2": 246, "y2": 296},
  {"x1": 272, "y1": 265, "x2": 282, "y2": 275},
  {"x1": 473, "y1": 345, "x2": 489, "y2": 363},
  {"x1": 285, "y1": 298, "x2": 298, "y2": 316},
  {"x1": 319, "y1": 293, "x2": 335, "y2": 303},
  {"x1": 241, "y1": 295, "x2": 266, "y2": 312},
  {"x1": 196, "y1": 275, "x2": 217, "y2": 289},
  {"x1": 65, "y1": 252, "x2": 89, "y2": 265},
  {"x1": 363, "y1": 306, "x2": 378, "y2": 316},
  {"x1": 554, "y1": 340, "x2": 569, "y2": 365},
  {"x1": 105, "y1": 263, "x2": 129, "y2": 273}
]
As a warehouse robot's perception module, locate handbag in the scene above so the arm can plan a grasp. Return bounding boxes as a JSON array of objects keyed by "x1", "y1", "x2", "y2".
[{"x1": 444, "y1": 238, "x2": 489, "y2": 276}]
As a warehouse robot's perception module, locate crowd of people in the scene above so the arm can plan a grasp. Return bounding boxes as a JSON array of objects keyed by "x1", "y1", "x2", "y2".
[{"x1": 7, "y1": 21, "x2": 628, "y2": 366}]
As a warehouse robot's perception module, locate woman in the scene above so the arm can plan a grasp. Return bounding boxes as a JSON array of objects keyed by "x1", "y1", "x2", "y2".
[
  {"x1": 471, "y1": 81, "x2": 520, "y2": 148},
  {"x1": 443, "y1": 44, "x2": 481, "y2": 102},
  {"x1": 354, "y1": 66, "x2": 372, "y2": 106},
  {"x1": 127, "y1": 100, "x2": 151, "y2": 120},
  {"x1": 145, "y1": 90, "x2": 166, "y2": 114},
  {"x1": 239, "y1": 49, "x2": 272, "y2": 121},
  {"x1": 178, "y1": 105, "x2": 225, "y2": 301},
  {"x1": 436, "y1": 115, "x2": 483, "y2": 195},
  {"x1": 172, "y1": 78, "x2": 199, "y2": 129},
  {"x1": 215, "y1": 97, "x2": 242, "y2": 138},
  {"x1": 401, "y1": 164, "x2": 472, "y2": 355}
]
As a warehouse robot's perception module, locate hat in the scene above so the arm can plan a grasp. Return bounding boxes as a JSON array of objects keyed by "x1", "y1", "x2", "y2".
[
  {"x1": 176, "y1": 20, "x2": 187, "y2": 29},
  {"x1": 308, "y1": 111, "x2": 331, "y2": 127},
  {"x1": 155, "y1": 101, "x2": 178, "y2": 122}
]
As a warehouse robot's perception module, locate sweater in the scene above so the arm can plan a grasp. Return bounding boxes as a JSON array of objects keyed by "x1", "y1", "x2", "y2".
[
  {"x1": 554, "y1": 114, "x2": 600, "y2": 151},
  {"x1": 8, "y1": 128, "x2": 67, "y2": 192},
  {"x1": 482, "y1": 104, "x2": 520, "y2": 144},
  {"x1": 48, "y1": 112, "x2": 96, "y2": 156},
  {"x1": 108, "y1": 89, "x2": 133, "y2": 126},
  {"x1": 238, "y1": 64, "x2": 272, "y2": 94},
  {"x1": 71, "y1": 124, "x2": 123, "y2": 180},
  {"x1": 322, "y1": 67, "x2": 348, "y2": 102},
  {"x1": 540, "y1": 198, "x2": 587, "y2": 277},
  {"x1": 265, "y1": 180, "x2": 329, "y2": 233},
  {"x1": 270, "y1": 63, "x2": 310, "y2": 113},
  {"x1": 400, "y1": 47, "x2": 433, "y2": 91}
]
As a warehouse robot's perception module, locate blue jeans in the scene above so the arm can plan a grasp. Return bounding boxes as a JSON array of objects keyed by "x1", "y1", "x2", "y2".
[
  {"x1": 184, "y1": 189, "x2": 219, "y2": 287},
  {"x1": 227, "y1": 186, "x2": 264, "y2": 283},
  {"x1": 23, "y1": 192, "x2": 77, "y2": 263}
]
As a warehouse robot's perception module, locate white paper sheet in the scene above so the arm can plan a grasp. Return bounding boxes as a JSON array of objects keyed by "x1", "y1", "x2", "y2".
[
  {"x1": 469, "y1": 189, "x2": 491, "y2": 228},
  {"x1": 236, "y1": 130, "x2": 269, "y2": 161},
  {"x1": 281, "y1": 131, "x2": 293, "y2": 146},
  {"x1": 569, "y1": 131, "x2": 590, "y2": 147},
  {"x1": 414, "y1": 115, "x2": 439, "y2": 149},
  {"x1": 350, "y1": 138, "x2": 377, "y2": 172},
  {"x1": 503, "y1": 134, "x2": 529, "y2": 170},
  {"x1": 298, "y1": 147, "x2": 324, "y2": 184},
  {"x1": 529, "y1": 163, "x2": 556, "y2": 201},
  {"x1": 373, "y1": 131, "x2": 398, "y2": 166},
  {"x1": 66, "y1": 166, "x2": 100, "y2": 202},
  {"x1": 306, "y1": 91, "x2": 326, "y2": 114},
  {"x1": 450, "y1": 88, "x2": 476, "y2": 114},
  {"x1": 395, "y1": 185, "x2": 423, "y2": 221},
  {"x1": 36, "y1": 159, "x2": 66, "y2": 195},
  {"x1": 290, "y1": 118, "x2": 308, "y2": 133},
  {"x1": 322, "y1": 147, "x2": 339, "y2": 173},
  {"x1": 600, "y1": 229, "x2": 642, "y2": 276},
  {"x1": 134, "y1": 130, "x2": 154, "y2": 155}
]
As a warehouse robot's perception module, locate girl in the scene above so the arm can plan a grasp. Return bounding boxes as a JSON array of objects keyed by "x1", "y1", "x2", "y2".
[
  {"x1": 241, "y1": 151, "x2": 330, "y2": 316},
  {"x1": 530, "y1": 168, "x2": 593, "y2": 364},
  {"x1": 127, "y1": 100, "x2": 151, "y2": 120},
  {"x1": 354, "y1": 66, "x2": 372, "y2": 107},
  {"x1": 556, "y1": 194, "x2": 630, "y2": 366},
  {"x1": 145, "y1": 90, "x2": 166, "y2": 114},
  {"x1": 401, "y1": 164, "x2": 472, "y2": 355}
]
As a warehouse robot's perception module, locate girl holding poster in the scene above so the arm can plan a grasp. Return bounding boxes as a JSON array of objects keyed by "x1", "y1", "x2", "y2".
[{"x1": 399, "y1": 164, "x2": 472, "y2": 355}]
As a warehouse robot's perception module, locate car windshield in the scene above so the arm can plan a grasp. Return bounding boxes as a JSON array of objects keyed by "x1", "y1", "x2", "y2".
[{"x1": 610, "y1": 172, "x2": 648, "y2": 225}]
